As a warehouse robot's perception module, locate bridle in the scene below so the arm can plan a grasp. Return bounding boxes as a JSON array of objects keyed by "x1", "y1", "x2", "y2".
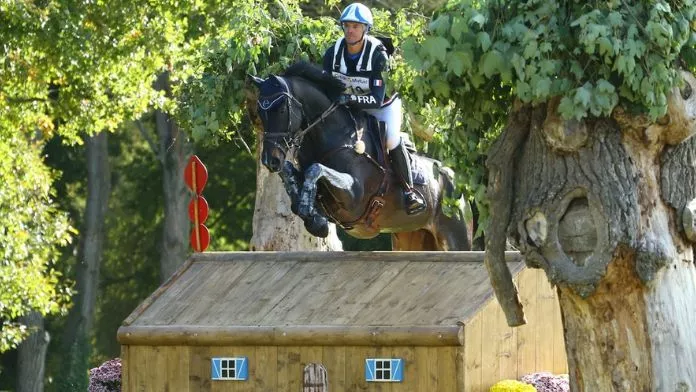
[{"x1": 257, "y1": 83, "x2": 340, "y2": 161}]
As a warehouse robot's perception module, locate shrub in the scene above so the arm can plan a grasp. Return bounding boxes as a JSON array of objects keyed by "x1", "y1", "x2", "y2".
[
  {"x1": 520, "y1": 372, "x2": 570, "y2": 392},
  {"x1": 490, "y1": 379, "x2": 537, "y2": 392},
  {"x1": 88, "y1": 358, "x2": 122, "y2": 392}
]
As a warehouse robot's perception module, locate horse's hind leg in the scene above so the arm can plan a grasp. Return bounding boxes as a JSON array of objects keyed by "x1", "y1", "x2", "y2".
[
  {"x1": 432, "y1": 200, "x2": 474, "y2": 251},
  {"x1": 392, "y1": 230, "x2": 439, "y2": 251}
]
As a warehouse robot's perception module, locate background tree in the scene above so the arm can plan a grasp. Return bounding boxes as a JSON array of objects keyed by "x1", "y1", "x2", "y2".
[{"x1": 405, "y1": 1, "x2": 696, "y2": 389}]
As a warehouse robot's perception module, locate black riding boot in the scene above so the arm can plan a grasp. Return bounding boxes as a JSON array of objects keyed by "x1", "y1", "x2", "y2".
[{"x1": 389, "y1": 141, "x2": 426, "y2": 215}]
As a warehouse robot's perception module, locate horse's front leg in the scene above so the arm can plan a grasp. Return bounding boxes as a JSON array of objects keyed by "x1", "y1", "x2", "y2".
[
  {"x1": 298, "y1": 163, "x2": 357, "y2": 236},
  {"x1": 278, "y1": 161, "x2": 302, "y2": 215}
]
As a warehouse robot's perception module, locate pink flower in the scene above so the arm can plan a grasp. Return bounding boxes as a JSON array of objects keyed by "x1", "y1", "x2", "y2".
[
  {"x1": 520, "y1": 372, "x2": 570, "y2": 392},
  {"x1": 88, "y1": 358, "x2": 122, "y2": 392}
]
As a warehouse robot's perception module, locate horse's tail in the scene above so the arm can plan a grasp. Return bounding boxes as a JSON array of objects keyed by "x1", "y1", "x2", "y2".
[{"x1": 438, "y1": 164, "x2": 474, "y2": 232}]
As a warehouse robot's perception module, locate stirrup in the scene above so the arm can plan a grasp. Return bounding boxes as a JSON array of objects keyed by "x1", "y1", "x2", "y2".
[{"x1": 404, "y1": 190, "x2": 426, "y2": 215}]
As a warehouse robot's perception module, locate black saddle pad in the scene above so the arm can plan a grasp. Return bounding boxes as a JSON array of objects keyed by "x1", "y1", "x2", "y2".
[{"x1": 361, "y1": 114, "x2": 426, "y2": 186}]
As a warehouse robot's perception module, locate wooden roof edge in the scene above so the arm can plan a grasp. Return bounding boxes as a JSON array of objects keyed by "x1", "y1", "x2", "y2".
[
  {"x1": 121, "y1": 256, "x2": 196, "y2": 326},
  {"x1": 190, "y1": 250, "x2": 523, "y2": 263},
  {"x1": 117, "y1": 324, "x2": 465, "y2": 347}
]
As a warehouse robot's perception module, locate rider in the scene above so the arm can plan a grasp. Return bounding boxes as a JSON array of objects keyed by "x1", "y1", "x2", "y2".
[{"x1": 322, "y1": 2, "x2": 426, "y2": 216}]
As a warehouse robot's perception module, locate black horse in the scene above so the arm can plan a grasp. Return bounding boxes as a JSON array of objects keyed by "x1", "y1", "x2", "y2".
[{"x1": 251, "y1": 62, "x2": 472, "y2": 251}]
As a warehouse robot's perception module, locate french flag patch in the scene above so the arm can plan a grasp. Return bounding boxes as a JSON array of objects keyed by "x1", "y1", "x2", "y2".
[{"x1": 373, "y1": 79, "x2": 383, "y2": 87}]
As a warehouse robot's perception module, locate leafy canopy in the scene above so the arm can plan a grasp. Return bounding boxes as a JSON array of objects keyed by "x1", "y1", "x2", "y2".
[{"x1": 404, "y1": 0, "x2": 696, "y2": 123}]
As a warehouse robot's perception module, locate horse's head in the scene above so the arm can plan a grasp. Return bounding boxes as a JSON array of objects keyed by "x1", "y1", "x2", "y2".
[{"x1": 251, "y1": 74, "x2": 305, "y2": 173}]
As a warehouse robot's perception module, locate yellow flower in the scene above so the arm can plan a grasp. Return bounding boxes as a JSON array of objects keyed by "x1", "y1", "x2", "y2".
[{"x1": 490, "y1": 379, "x2": 537, "y2": 392}]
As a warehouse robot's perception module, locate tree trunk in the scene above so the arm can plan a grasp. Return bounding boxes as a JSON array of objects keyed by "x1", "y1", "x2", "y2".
[
  {"x1": 250, "y1": 149, "x2": 343, "y2": 251},
  {"x1": 155, "y1": 72, "x2": 192, "y2": 281},
  {"x1": 17, "y1": 312, "x2": 49, "y2": 392},
  {"x1": 61, "y1": 131, "x2": 111, "y2": 388},
  {"x1": 486, "y1": 71, "x2": 696, "y2": 390},
  {"x1": 249, "y1": 121, "x2": 342, "y2": 251}
]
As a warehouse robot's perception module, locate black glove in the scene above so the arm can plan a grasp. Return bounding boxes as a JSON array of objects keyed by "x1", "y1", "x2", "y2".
[{"x1": 337, "y1": 94, "x2": 357, "y2": 106}]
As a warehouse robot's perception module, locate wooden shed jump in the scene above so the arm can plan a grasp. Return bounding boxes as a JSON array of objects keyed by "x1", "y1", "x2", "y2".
[{"x1": 118, "y1": 251, "x2": 567, "y2": 391}]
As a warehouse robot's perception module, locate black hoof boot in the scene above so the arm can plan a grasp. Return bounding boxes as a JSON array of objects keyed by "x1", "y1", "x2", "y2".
[
  {"x1": 304, "y1": 215, "x2": 329, "y2": 238},
  {"x1": 404, "y1": 190, "x2": 426, "y2": 215}
]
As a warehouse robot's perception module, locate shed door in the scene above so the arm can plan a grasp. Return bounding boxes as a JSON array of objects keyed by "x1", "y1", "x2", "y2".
[{"x1": 303, "y1": 363, "x2": 328, "y2": 392}]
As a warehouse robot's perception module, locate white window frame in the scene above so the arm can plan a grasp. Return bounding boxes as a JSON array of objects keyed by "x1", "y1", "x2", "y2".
[
  {"x1": 365, "y1": 358, "x2": 403, "y2": 382},
  {"x1": 212, "y1": 357, "x2": 247, "y2": 381}
]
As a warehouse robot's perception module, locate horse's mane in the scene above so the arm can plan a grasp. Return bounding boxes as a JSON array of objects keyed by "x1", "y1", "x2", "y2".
[{"x1": 283, "y1": 61, "x2": 345, "y2": 99}]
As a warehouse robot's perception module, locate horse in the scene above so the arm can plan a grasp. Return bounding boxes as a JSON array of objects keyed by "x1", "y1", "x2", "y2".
[{"x1": 250, "y1": 62, "x2": 472, "y2": 251}]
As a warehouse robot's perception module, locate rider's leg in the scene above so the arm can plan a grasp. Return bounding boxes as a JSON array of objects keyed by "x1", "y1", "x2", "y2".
[
  {"x1": 389, "y1": 138, "x2": 426, "y2": 215},
  {"x1": 367, "y1": 97, "x2": 426, "y2": 215}
]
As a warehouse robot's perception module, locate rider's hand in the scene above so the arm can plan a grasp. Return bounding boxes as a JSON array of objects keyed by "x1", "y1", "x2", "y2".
[{"x1": 337, "y1": 94, "x2": 357, "y2": 106}]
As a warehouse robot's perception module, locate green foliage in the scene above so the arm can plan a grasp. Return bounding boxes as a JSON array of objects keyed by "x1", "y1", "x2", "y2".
[
  {"x1": 407, "y1": 0, "x2": 696, "y2": 121},
  {"x1": 178, "y1": 0, "x2": 433, "y2": 143},
  {"x1": 0, "y1": 131, "x2": 73, "y2": 353},
  {"x1": 0, "y1": 0, "x2": 177, "y2": 139},
  {"x1": 401, "y1": 0, "x2": 696, "y2": 234},
  {"x1": 55, "y1": 335, "x2": 90, "y2": 391},
  {"x1": 178, "y1": 0, "x2": 339, "y2": 141}
]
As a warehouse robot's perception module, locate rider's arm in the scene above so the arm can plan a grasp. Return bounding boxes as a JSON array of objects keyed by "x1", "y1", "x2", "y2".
[
  {"x1": 342, "y1": 49, "x2": 387, "y2": 109},
  {"x1": 322, "y1": 47, "x2": 334, "y2": 73}
]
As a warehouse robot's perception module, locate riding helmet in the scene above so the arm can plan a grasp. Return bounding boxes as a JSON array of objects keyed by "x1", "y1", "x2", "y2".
[{"x1": 339, "y1": 3, "x2": 373, "y2": 28}]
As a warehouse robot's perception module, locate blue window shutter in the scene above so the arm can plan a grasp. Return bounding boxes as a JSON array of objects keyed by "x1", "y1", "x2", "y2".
[
  {"x1": 236, "y1": 357, "x2": 248, "y2": 380},
  {"x1": 391, "y1": 359, "x2": 403, "y2": 382},
  {"x1": 365, "y1": 359, "x2": 375, "y2": 381},
  {"x1": 211, "y1": 358, "x2": 221, "y2": 379}
]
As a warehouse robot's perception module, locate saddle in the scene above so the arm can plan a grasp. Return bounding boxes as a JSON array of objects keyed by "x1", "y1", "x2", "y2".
[{"x1": 319, "y1": 112, "x2": 424, "y2": 230}]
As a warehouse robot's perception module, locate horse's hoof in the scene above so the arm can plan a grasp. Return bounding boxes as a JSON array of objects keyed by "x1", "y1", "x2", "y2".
[{"x1": 305, "y1": 215, "x2": 329, "y2": 238}]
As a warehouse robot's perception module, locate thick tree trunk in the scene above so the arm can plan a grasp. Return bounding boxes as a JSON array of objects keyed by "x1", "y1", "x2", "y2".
[
  {"x1": 61, "y1": 131, "x2": 111, "y2": 387},
  {"x1": 486, "y1": 71, "x2": 696, "y2": 390},
  {"x1": 155, "y1": 72, "x2": 191, "y2": 281},
  {"x1": 17, "y1": 312, "x2": 49, "y2": 392}
]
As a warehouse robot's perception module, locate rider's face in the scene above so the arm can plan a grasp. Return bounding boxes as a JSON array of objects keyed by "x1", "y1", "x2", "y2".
[{"x1": 342, "y1": 22, "x2": 366, "y2": 45}]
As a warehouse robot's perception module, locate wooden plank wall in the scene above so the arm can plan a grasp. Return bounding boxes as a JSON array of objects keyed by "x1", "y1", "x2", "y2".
[
  {"x1": 463, "y1": 267, "x2": 567, "y2": 391},
  {"x1": 124, "y1": 345, "x2": 460, "y2": 392}
]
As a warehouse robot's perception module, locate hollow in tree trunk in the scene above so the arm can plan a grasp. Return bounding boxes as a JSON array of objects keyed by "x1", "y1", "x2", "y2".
[{"x1": 485, "y1": 71, "x2": 696, "y2": 390}]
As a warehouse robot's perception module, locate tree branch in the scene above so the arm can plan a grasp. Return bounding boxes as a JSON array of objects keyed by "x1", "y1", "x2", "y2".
[{"x1": 484, "y1": 104, "x2": 532, "y2": 327}]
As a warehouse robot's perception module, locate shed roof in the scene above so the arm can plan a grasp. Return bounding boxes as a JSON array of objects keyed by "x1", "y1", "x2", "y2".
[{"x1": 118, "y1": 251, "x2": 524, "y2": 347}]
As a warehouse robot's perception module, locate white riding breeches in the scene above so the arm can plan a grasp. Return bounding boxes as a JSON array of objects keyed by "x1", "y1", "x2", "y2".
[{"x1": 365, "y1": 96, "x2": 402, "y2": 151}]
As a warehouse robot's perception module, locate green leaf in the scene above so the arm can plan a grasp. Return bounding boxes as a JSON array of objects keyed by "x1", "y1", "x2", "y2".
[
  {"x1": 430, "y1": 15, "x2": 451, "y2": 35},
  {"x1": 477, "y1": 32, "x2": 491, "y2": 51},
  {"x1": 480, "y1": 50, "x2": 503, "y2": 78},
  {"x1": 433, "y1": 80, "x2": 450, "y2": 98},
  {"x1": 534, "y1": 77, "x2": 552, "y2": 99},
  {"x1": 574, "y1": 84, "x2": 592, "y2": 107},
  {"x1": 597, "y1": 37, "x2": 613, "y2": 56},
  {"x1": 424, "y1": 36, "x2": 451, "y2": 63},
  {"x1": 523, "y1": 40, "x2": 538, "y2": 59},
  {"x1": 469, "y1": 13, "x2": 485, "y2": 28},
  {"x1": 450, "y1": 17, "x2": 469, "y2": 40},
  {"x1": 448, "y1": 51, "x2": 472, "y2": 76}
]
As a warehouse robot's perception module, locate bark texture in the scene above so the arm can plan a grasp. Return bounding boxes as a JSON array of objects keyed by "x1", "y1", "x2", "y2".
[
  {"x1": 61, "y1": 131, "x2": 111, "y2": 384},
  {"x1": 17, "y1": 312, "x2": 49, "y2": 392},
  {"x1": 487, "y1": 71, "x2": 696, "y2": 390},
  {"x1": 155, "y1": 72, "x2": 192, "y2": 281}
]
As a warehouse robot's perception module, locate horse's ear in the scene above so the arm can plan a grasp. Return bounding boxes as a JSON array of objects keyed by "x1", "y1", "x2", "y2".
[{"x1": 248, "y1": 74, "x2": 265, "y2": 88}]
